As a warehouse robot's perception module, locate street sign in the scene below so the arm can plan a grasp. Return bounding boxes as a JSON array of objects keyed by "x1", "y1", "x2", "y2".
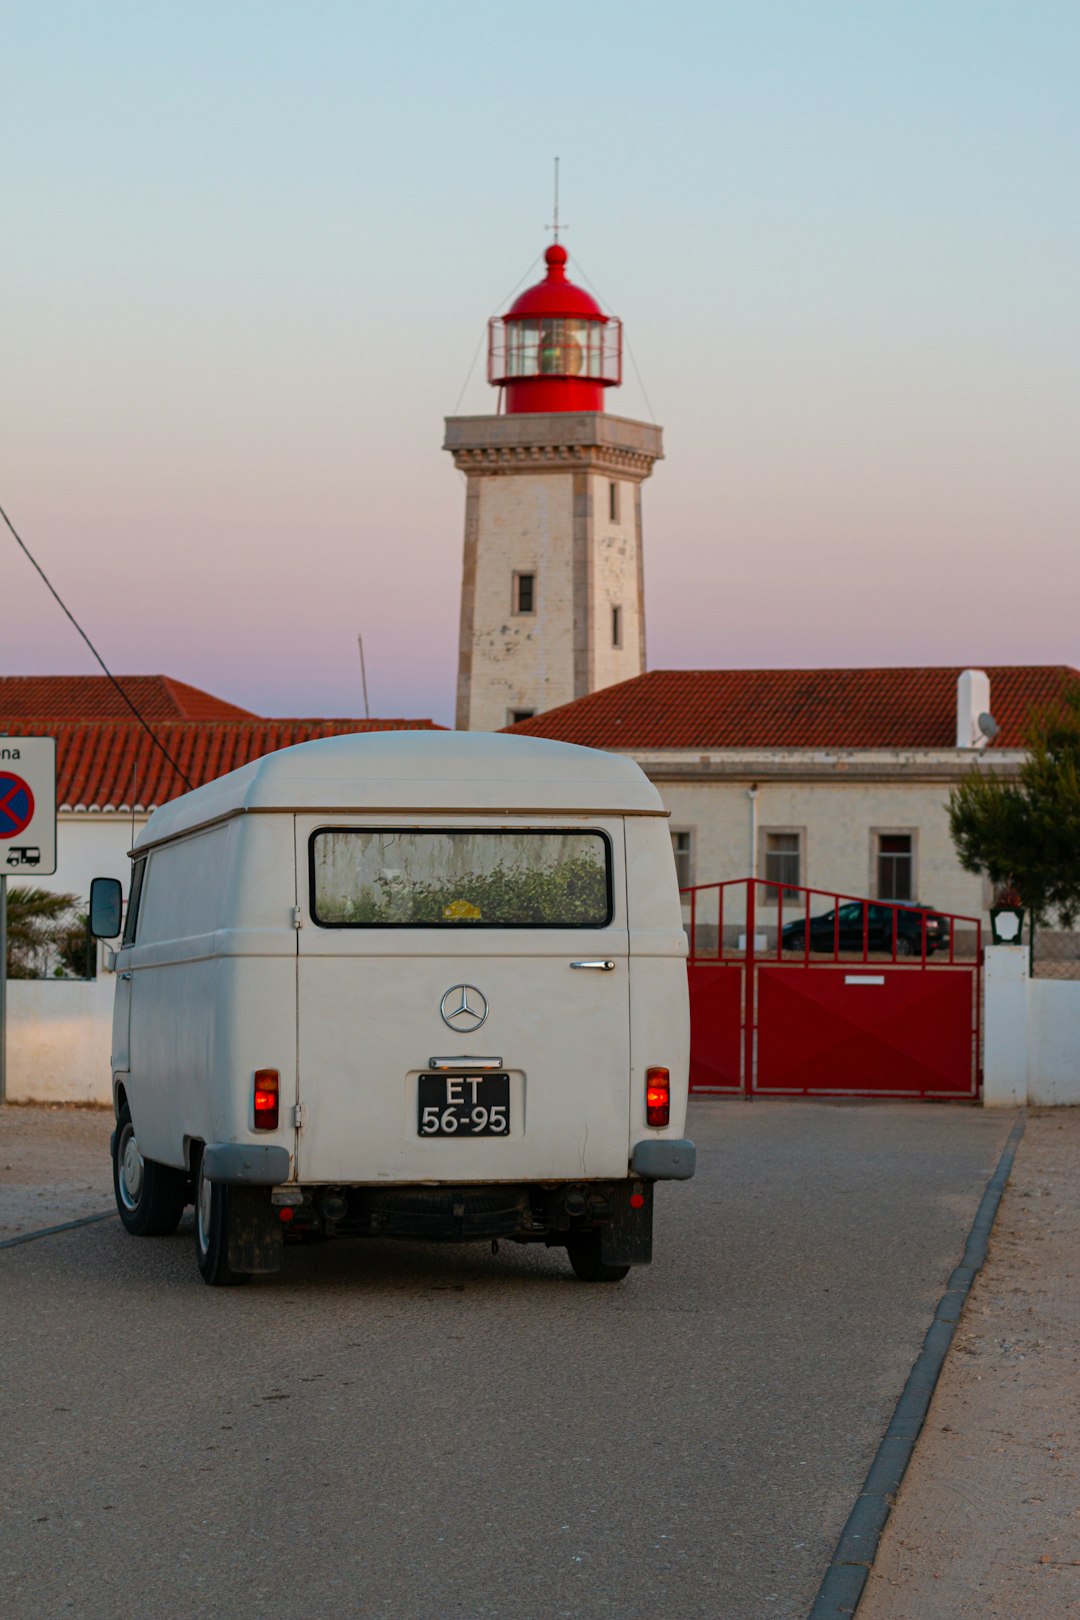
[{"x1": 0, "y1": 737, "x2": 56, "y2": 876}]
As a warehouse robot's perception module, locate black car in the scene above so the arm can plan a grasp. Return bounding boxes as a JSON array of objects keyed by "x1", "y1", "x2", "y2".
[{"x1": 781, "y1": 901, "x2": 949, "y2": 957}]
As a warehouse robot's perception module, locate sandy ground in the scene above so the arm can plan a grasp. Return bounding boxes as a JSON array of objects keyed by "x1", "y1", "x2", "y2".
[
  {"x1": 0, "y1": 1103, "x2": 113, "y2": 1241},
  {"x1": 859, "y1": 1108, "x2": 1080, "y2": 1620}
]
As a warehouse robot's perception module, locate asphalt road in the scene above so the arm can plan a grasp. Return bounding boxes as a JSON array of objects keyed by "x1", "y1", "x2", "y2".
[{"x1": 1, "y1": 1100, "x2": 1015, "y2": 1620}]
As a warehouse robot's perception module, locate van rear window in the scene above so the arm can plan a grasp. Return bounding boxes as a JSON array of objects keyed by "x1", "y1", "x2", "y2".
[{"x1": 309, "y1": 829, "x2": 612, "y2": 928}]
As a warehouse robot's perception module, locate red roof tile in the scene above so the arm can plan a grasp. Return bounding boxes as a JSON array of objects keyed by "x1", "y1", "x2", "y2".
[
  {"x1": 502, "y1": 667, "x2": 1080, "y2": 752},
  {"x1": 0, "y1": 675, "x2": 257, "y2": 721},
  {"x1": 0, "y1": 718, "x2": 442, "y2": 809}
]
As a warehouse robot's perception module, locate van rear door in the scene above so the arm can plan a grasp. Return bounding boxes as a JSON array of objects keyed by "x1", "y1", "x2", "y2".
[{"x1": 294, "y1": 817, "x2": 630, "y2": 1184}]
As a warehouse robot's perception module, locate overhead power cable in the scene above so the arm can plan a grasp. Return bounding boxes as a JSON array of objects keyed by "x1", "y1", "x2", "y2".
[
  {"x1": 450, "y1": 253, "x2": 544, "y2": 418},
  {"x1": 0, "y1": 500, "x2": 195, "y2": 792},
  {"x1": 567, "y1": 255, "x2": 660, "y2": 426}
]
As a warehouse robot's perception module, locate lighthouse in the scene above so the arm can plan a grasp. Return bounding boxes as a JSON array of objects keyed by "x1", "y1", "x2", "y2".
[{"x1": 444, "y1": 242, "x2": 663, "y2": 732}]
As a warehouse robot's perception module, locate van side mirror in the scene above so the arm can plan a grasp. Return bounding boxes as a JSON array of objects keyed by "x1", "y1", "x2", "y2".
[{"x1": 90, "y1": 877, "x2": 124, "y2": 940}]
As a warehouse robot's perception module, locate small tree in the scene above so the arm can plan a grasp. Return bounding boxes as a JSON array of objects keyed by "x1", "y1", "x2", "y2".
[
  {"x1": 4, "y1": 887, "x2": 86, "y2": 978},
  {"x1": 948, "y1": 683, "x2": 1080, "y2": 928}
]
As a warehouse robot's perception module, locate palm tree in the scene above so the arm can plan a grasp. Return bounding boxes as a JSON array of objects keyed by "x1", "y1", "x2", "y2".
[{"x1": 5, "y1": 886, "x2": 84, "y2": 978}]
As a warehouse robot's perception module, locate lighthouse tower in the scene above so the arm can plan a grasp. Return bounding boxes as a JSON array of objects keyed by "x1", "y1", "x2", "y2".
[{"x1": 444, "y1": 242, "x2": 663, "y2": 731}]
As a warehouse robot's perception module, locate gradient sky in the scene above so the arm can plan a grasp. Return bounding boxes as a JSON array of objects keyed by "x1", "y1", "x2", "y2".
[{"x1": 2, "y1": 1, "x2": 1077, "y2": 725}]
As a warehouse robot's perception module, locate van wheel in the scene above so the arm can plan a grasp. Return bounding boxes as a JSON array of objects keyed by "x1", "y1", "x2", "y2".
[
  {"x1": 112, "y1": 1103, "x2": 187, "y2": 1236},
  {"x1": 194, "y1": 1152, "x2": 251, "y2": 1287},
  {"x1": 565, "y1": 1231, "x2": 631, "y2": 1283}
]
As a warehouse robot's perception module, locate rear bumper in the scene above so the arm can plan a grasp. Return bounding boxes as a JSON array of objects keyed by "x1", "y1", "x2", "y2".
[
  {"x1": 203, "y1": 1140, "x2": 694, "y2": 1187},
  {"x1": 203, "y1": 1143, "x2": 291, "y2": 1185},
  {"x1": 631, "y1": 1139, "x2": 696, "y2": 1180},
  {"x1": 273, "y1": 1179, "x2": 656, "y2": 1263}
]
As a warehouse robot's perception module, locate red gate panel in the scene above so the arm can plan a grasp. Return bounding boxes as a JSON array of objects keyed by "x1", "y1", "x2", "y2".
[
  {"x1": 681, "y1": 878, "x2": 983, "y2": 1101},
  {"x1": 755, "y1": 966, "x2": 977, "y2": 1098},
  {"x1": 687, "y1": 964, "x2": 743, "y2": 1093}
]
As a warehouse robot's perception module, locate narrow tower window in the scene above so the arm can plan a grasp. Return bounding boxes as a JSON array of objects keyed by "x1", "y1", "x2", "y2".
[
  {"x1": 611, "y1": 605, "x2": 622, "y2": 648},
  {"x1": 609, "y1": 481, "x2": 620, "y2": 522},
  {"x1": 513, "y1": 572, "x2": 535, "y2": 615}
]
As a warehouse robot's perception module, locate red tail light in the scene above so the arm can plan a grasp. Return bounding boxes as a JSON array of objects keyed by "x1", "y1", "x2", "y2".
[
  {"x1": 253, "y1": 1069, "x2": 279, "y2": 1131},
  {"x1": 646, "y1": 1067, "x2": 670, "y2": 1128}
]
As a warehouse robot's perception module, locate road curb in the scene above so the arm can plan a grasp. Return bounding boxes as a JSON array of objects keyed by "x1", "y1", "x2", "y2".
[{"x1": 808, "y1": 1111, "x2": 1027, "y2": 1618}]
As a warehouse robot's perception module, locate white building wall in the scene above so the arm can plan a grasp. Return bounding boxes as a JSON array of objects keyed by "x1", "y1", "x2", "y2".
[
  {"x1": 654, "y1": 775, "x2": 987, "y2": 920},
  {"x1": 468, "y1": 473, "x2": 576, "y2": 731},
  {"x1": 14, "y1": 813, "x2": 149, "y2": 907},
  {"x1": 4, "y1": 977, "x2": 114, "y2": 1104},
  {"x1": 3, "y1": 812, "x2": 139, "y2": 1106},
  {"x1": 984, "y1": 946, "x2": 1080, "y2": 1107},
  {"x1": 1029, "y1": 977, "x2": 1080, "y2": 1105}
]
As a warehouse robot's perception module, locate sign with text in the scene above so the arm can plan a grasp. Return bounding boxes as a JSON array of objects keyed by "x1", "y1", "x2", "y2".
[{"x1": 0, "y1": 737, "x2": 57, "y2": 876}]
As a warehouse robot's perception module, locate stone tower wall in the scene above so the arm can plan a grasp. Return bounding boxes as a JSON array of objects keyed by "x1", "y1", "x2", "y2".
[{"x1": 445, "y1": 412, "x2": 662, "y2": 732}]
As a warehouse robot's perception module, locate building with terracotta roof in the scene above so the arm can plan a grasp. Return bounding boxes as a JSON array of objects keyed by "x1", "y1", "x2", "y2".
[
  {"x1": 2, "y1": 675, "x2": 442, "y2": 1103},
  {"x1": 0, "y1": 674, "x2": 257, "y2": 722},
  {"x1": 506, "y1": 665, "x2": 1079, "y2": 922},
  {"x1": 1, "y1": 676, "x2": 441, "y2": 910}
]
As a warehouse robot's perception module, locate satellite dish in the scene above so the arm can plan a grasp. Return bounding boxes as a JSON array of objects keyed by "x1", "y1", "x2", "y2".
[{"x1": 977, "y1": 712, "x2": 1000, "y2": 740}]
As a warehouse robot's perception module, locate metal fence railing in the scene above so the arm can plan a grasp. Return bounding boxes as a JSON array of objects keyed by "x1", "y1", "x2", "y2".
[
  {"x1": 680, "y1": 877, "x2": 982, "y2": 968},
  {"x1": 1031, "y1": 927, "x2": 1080, "y2": 980}
]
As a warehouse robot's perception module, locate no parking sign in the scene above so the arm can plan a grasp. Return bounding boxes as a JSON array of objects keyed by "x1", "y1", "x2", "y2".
[{"x1": 0, "y1": 737, "x2": 56, "y2": 875}]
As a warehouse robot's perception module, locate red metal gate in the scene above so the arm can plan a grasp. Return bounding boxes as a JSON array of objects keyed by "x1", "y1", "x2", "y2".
[{"x1": 684, "y1": 879, "x2": 982, "y2": 1100}]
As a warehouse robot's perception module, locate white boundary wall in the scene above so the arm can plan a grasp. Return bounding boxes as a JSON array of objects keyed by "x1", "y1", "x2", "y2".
[
  {"x1": 9, "y1": 945, "x2": 1078, "y2": 1111},
  {"x1": 984, "y1": 946, "x2": 1080, "y2": 1107},
  {"x1": 4, "y1": 977, "x2": 114, "y2": 1105}
]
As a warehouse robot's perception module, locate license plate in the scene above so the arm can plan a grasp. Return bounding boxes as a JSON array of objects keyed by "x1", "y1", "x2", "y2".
[{"x1": 418, "y1": 1074, "x2": 510, "y2": 1137}]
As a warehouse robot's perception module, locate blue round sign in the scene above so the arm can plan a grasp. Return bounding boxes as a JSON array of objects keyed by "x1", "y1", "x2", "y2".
[{"x1": 0, "y1": 772, "x2": 35, "y2": 839}]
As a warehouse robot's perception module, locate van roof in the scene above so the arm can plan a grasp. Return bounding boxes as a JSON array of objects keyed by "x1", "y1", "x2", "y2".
[{"x1": 132, "y1": 729, "x2": 666, "y2": 850}]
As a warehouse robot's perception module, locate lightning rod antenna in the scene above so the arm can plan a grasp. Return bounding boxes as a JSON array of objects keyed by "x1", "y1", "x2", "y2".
[
  {"x1": 548, "y1": 157, "x2": 564, "y2": 243},
  {"x1": 357, "y1": 634, "x2": 370, "y2": 720}
]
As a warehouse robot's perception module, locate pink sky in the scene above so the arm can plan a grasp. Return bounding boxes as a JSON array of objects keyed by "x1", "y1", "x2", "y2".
[{"x1": 3, "y1": 2, "x2": 1077, "y2": 724}]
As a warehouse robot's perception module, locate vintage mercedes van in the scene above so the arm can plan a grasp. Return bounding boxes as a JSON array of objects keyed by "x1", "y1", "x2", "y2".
[{"x1": 90, "y1": 730, "x2": 693, "y2": 1287}]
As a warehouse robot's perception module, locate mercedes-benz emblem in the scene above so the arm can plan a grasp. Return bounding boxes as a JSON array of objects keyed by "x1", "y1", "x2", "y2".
[{"x1": 440, "y1": 984, "x2": 488, "y2": 1032}]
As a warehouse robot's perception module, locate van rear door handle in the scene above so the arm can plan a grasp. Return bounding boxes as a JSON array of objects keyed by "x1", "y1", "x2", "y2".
[
  {"x1": 119, "y1": 972, "x2": 132, "y2": 981},
  {"x1": 570, "y1": 960, "x2": 615, "y2": 971}
]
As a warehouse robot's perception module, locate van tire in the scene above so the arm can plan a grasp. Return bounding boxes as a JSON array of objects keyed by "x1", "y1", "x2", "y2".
[
  {"x1": 112, "y1": 1102, "x2": 187, "y2": 1237},
  {"x1": 194, "y1": 1152, "x2": 251, "y2": 1287},
  {"x1": 565, "y1": 1230, "x2": 631, "y2": 1283}
]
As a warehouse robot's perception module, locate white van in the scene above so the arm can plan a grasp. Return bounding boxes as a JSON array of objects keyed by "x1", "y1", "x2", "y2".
[{"x1": 90, "y1": 731, "x2": 694, "y2": 1287}]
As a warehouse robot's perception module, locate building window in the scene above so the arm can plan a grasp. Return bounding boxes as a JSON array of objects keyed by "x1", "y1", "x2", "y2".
[
  {"x1": 671, "y1": 830, "x2": 693, "y2": 890},
  {"x1": 507, "y1": 708, "x2": 535, "y2": 725},
  {"x1": 513, "y1": 572, "x2": 535, "y2": 615},
  {"x1": 877, "y1": 833, "x2": 914, "y2": 901},
  {"x1": 609, "y1": 481, "x2": 620, "y2": 522},
  {"x1": 611, "y1": 604, "x2": 622, "y2": 648},
  {"x1": 762, "y1": 830, "x2": 801, "y2": 900}
]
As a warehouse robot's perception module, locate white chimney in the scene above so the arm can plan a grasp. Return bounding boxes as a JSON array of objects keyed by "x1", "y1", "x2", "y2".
[{"x1": 956, "y1": 668, "x2": 991, "y2": 749}]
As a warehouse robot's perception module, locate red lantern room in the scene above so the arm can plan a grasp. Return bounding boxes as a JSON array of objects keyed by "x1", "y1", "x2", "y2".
[{"x1": 487, "y1": 244, "x2": 623, "y2": 414}]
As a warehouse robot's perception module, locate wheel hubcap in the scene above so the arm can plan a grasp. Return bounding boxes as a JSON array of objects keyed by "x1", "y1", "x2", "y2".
[{"x1": 117, "y1": 1124, "x2": 144, "y2": 1210}]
